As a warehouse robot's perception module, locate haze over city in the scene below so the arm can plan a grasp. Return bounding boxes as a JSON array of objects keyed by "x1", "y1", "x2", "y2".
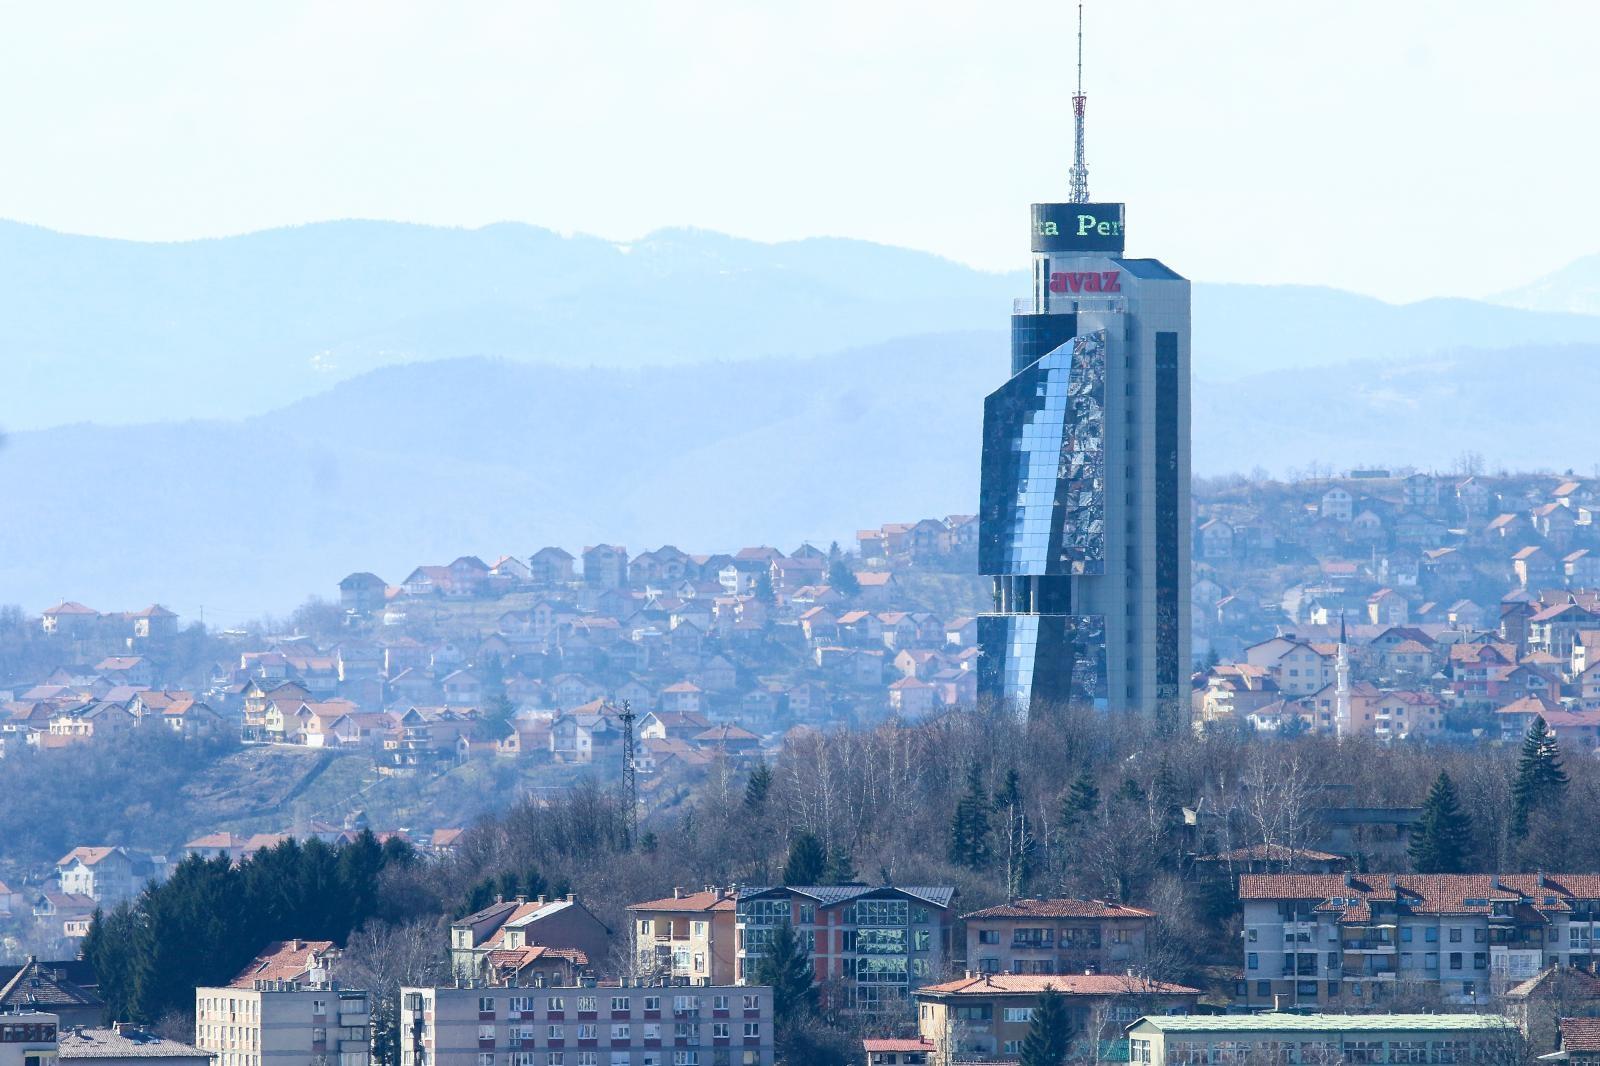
[{"x1": 3, "y1": 7, "x2": 1600, "y2": 1066}]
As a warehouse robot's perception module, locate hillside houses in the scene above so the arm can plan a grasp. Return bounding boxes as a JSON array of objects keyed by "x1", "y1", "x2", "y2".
[{"x1": 1195, "y1": 472, "x2": 1600, "y2": 738}]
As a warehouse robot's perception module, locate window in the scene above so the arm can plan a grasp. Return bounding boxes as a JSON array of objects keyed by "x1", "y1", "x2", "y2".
[
  {"x1": 1400, "y1": 927, "x2": 1413, "y2": 943},
  {"x1": 1449, "y1": 928, "x2": 1462, "y2": 943},
  {"x1": 1003, "y1": 1008, "x2": 1034, "y2": 1023},
  {"x1": 978, "y1": 930, "x2": 1000, "y2": 945},
  {"x1": 1474, "y1": 927, "x2": 1486, "y2": 943},
  {"x1": 742, "y1": 1024, "x2": 760, "y2": 1039},
  {"x1": 741, "y1": 995, "x2": 759, "y2": 1011},
  {"x1": 479, "y1": 997, "x2": 496, "y2": 1013},
  {"x1": 979, "y1": 957, "x2": 1000, "y2": 973},
  {"x1": 712, "y1": 996, "x2": 728, "y2": 1011},
  {"x1": 713, "y1": 1023, "x2": 729, "y2": 1039},
  {"x1": 478, "y1": 1056, "x2": 494, "y2": 1066},
  {"x1": 547, "y1": 1026, "x2": 563, "y2": 1040},
  {"x1": 639, "y1": 920, "x2": 653, "y2": 937},
  {"x1": 1426, "y1": 953, "x2": 1438, "y2": 970},
  {"x1": 1474, "y1": 952, "x2": 1487, "y2": 969},
  {"x1": 549, "y1": 998, "x2": 565, "y2": 1013},
  {"x1": 1248, "y1": 953, "x2": 1259, "y2": 970},
  {"x1": 1449, "y1": 953, "x2": 1463, "y2": 970},
  {"x1": 693, "y1": 921, "x2": 707, "y2": 936},
  {"x1": 1425, "y1": 928, "x2": 1438, "y2": 943},
  {"x1": 612, "y1": 1026, "x2": 631, "y2": 1041},
  {"x1": 1255, "y1": 981, "x2": 1270, "y2": 998},
  {"x1": 576, "y1": 1025, "x2": 597, "y2": 1040},
  {"x1": 797, "y1": 904, "x2": 815, "y2": 924},
  {"x1": 612, "y1": 998, "x2": 630, "y2": 1012},
  {"x1": 644, "y1": 998, "x2": 660, "y2": 1012},
  {"x1": 577, "y1": 997, "x2": 597, "y2": 1013},
  {"x1": 479, "y1": 1026, "x2": 495, "y2": 1041},
  {"x1": 1247, "y1": 928, "x2": 1257, "y2": 942}
]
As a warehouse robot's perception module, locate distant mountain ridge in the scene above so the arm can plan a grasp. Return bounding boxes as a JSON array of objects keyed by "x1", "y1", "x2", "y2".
[
  {"x1": 1491, "y1": 252, "x2": 1600, "y2": 315},
  {"x1": 4, "y1": 336, "x2": 1599, "y2": 616},
  {"x1": 5, "y1": 219, "x2": 1600, "y2": 430}
]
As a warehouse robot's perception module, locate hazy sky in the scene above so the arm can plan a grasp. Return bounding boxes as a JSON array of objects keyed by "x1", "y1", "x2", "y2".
[{"x1": 3, "y1": 2, "x2": 1595, "y2": 303}]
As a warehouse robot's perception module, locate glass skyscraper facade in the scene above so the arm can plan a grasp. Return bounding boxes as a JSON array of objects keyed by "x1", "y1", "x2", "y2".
[{"x1": 977, "y1": 203, "x2": 1190, "y2": 717}]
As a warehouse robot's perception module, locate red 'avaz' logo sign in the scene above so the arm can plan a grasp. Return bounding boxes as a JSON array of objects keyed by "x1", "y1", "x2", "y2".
[{"x1": 1048, "y1": 270, "x2": 1121, "y2": 294}]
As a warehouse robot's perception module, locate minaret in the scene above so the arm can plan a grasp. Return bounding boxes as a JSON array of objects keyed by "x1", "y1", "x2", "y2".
[
  {"x1": 1068, "y1": 4, "x2": 1090, "y2": 204},
  {"x1": 1335, "y1": 612, "x2": 1352, "y2": 737}
]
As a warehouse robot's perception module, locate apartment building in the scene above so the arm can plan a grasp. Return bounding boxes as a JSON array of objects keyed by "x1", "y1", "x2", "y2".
[
  {"x1": 734, "y1": 885, "x2": 955, "y2": 1015},
  {"x1": 916, "y1": 974, "x2": 1198, "y2": 1063},
  {"x1": 1241, "y1": 873, "x2": 1600, "y2": 1008},
  {"x1": 194, "y1": 984, "x2": 371, "y2": 1066},
  {"x1": 627, "y1": 889, "x2": 737, "y2": 985},
  {"x1": 0, "y1": 1010, "x2": 58, "y2": 1066},
  {"x1": 1127, "y1": 1013, "x2": 1517, "y2": 1066},
  {"x1": 398, "y1": 980, "x2": 774, "y2": 1066},
  {"x1": 960, "y1": 898, "x2": 1152, "y2": 975}
]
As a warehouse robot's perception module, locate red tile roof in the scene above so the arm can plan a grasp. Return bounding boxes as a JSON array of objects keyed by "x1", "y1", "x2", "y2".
[
  {"x1": 229, "y1": 939, "x2": 335, "y2": 987},
  {"x1": 1562, "y1": 1018, "x2": 1600, "y2": 1053},
  {"x1": 1240, "y1": 873, "x2": 1600, "y2": 917},
  {"x1": 628, "y1": 889, "x2": 736, "y2": 913}
]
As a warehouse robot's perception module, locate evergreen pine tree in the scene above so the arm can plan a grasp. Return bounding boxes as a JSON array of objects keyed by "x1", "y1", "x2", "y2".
[
  {"x1": 828, "y1": 558, "x2": 861, "y2": 596},
  {"x1": 744, "y1": 762, "x2": 773, "y2": 812},
  {"x1": 783, "y1": 831, "x2": 827, "y2": 885},
  {"x1": 1018, "y1": 985, "x2": 1073, "y2": 1066},
  {"x1": 948, "y1": 761, "x2": 993, "y2": 870},
  {"x1": 753, "y1": 921, "x2": 816, "y2": 1026},
  {"x1": 823, "y1": 845, "x2": 858, "y2": 885},
  {"x1": 1060, "y1": 774, "x2": 1100, "y2": 832},
  {"x1": 1409, "y1": 771, "x2": 1474, "y2": 873},
  {"x1": 1512, "y1": 716, "x2": 1570, "y2": 834}
]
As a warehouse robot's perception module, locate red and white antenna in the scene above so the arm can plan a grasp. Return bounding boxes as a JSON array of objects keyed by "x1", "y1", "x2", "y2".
[{"x1": 1069, "y1": 3, "x2": 1090, "y2": 204}]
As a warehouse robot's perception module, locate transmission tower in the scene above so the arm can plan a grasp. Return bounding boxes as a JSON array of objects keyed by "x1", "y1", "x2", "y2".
[
  {"x1": 1069, "y1": 3, "x2": 1090, "y2": 203},
  {"x1": 618, "y1": 699, "x2": 638, "y2": 847}
]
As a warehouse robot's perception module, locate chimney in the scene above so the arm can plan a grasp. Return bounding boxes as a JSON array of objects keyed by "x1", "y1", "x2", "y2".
[
  {"x1": 1343, "y1": 871, "x2": 1355, "y2": 888},
  {"x1": 673, "y1": 887, "x2": 684, "y2": 899}
]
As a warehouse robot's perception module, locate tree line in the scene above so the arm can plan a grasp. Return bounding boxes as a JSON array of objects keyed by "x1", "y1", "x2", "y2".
[{"x1": 84, "y1": 831, "x2": 415, "y2": 1026}]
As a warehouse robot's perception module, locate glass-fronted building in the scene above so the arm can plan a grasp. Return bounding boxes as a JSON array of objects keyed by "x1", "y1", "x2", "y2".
[{"x1": 978, "y1": 202, "x2": 1190, "y2": 717}]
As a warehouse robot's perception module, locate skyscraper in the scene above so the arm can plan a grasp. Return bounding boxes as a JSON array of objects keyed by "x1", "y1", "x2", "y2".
[{"x1": 976, "y1": 36, "x2": 1190, "y2": 717}]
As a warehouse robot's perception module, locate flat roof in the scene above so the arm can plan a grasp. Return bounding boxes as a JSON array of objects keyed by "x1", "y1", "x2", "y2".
[{"x1": 1132, "y1": 1014, "x2": 1513, "y2": 1034}]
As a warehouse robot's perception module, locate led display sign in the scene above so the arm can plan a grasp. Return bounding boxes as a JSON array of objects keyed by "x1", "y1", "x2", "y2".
[{"x1": 1031, "y1": 203, "x2": 1126, "y2": 254}]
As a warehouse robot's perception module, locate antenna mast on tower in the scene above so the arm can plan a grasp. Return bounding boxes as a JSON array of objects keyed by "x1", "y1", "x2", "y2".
[
  {"x1": 619, "y1": 699, "x2": 638, "y2": 847},
  {"x1": 1069, "y1": 3, "x2": 1090, "y2": 203}
]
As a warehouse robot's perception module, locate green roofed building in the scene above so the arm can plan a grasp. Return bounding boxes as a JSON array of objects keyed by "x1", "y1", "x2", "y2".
[{"x1": 1126, "y1": 1012, "x2": 1520, "y2": 1066}]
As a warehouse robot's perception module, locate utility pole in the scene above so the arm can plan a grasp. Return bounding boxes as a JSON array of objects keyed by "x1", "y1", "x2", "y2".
[{"x1": 619, "y1": 699, "x2": 638, "y2": 848}]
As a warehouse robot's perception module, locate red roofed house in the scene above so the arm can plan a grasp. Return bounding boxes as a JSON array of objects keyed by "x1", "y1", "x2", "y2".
[
  {"x1": 229, "y1": 939, "x2": 337, "y2": 988},
  {"x1": 863, "y1": 1037, "x2": 934, "y2": 1066},
  {"x1": 449, "y1": 895, "x2": 609, "y2": 983},
  {"x1": 41, "y1": 602, "x2": 100, "y2": 637},
  {"x1": 914, "y1": 973, "x2": 1199, "y2": 1061},
  {"x1": 627, "y1": 886, "x2": 738, "y2": 984},
  {"x1": 961, "y1": 898, "x2": 1154, "y2": 976}
]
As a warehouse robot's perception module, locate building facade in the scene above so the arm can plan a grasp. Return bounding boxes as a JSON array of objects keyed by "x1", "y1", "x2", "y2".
[
  {"x1": 194, "y1": 984, "x2": 371, "y2": 1066},
  {"x1": 916, "y1": 974, "x2": 1198, "y2": 1063},
  {"x1": 0, "y1": 1011, "x2": 58, "y2": 1066},
  {"x1": 977, "y1": 198, "x2": 1190, "y2": 717},
  {"x1": 960, "y1": 898, "x2": 1153, "y2": 975},
  {"x1": 1240, "y1": 873, "x2": 1600, "y2": 1009},
  {"x1": 399, "y1": 981, "x2": 774, "y2": 1066},
  {"x1": 1127, "y1": 1013, "x2": 1518, "y2": 1066},
  {"x1": 628, "y1": 889, "x2": 738, "y2": 986},
  {"x1": 733, "y1": 886, "x2": 955, "y2": 1015}
]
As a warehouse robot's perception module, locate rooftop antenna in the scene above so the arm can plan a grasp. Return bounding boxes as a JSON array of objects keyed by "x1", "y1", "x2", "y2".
[{"x1": 1069, "y1": 3, "x2": 1090, "y2": 203}]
